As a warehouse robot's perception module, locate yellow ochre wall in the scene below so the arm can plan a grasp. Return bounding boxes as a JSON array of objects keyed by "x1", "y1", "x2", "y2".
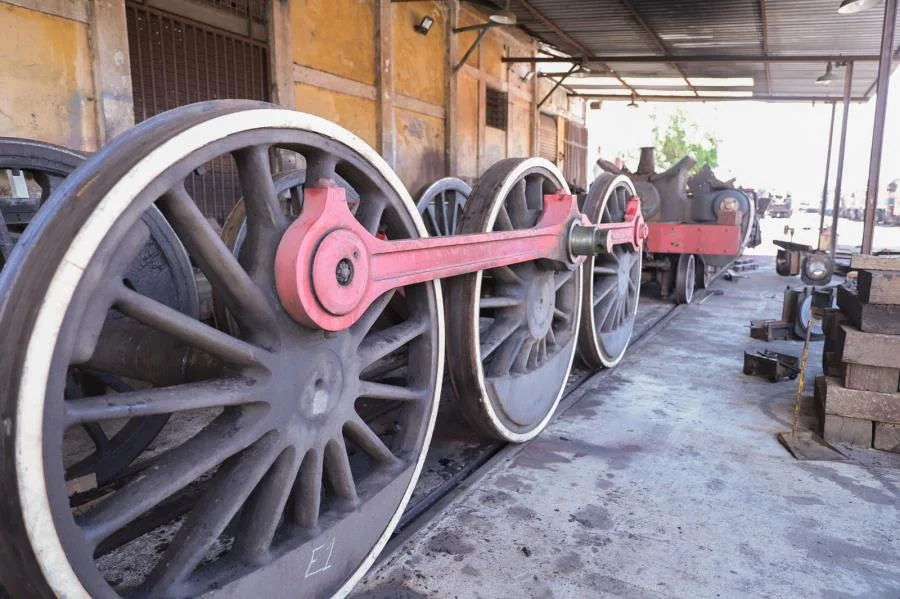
[
  {"x1": 0, "y1": 0, "x2": 585, "y2": 192},
  {"x1": 0, "y1": 3, "x2": 97, "y2": 151}
]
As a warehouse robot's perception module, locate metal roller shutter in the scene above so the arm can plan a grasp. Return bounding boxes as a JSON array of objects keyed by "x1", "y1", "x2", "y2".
[
  {"x1": 538, "y1": 113, "x2": 558, "y2": 165},
  {"x1": 126, "y1": 1, "x2": 270, "y2": 223},
  {"x1": 564, "y1": 120, "x2": 588, "y2": 192}
]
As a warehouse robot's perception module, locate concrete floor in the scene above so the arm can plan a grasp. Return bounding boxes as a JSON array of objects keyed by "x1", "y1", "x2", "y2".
[{"x1": 355, "y1": 263, "x2": 900, "y2": 599}]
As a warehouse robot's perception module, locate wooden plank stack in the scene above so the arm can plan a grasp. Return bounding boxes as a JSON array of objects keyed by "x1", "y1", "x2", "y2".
[{"x1": 816, "y1": 255, "x2": 900, "y2": 451}]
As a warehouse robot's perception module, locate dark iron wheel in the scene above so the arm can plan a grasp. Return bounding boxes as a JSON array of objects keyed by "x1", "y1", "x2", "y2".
[
  {"x1": 446, "y1": 158, "x2": 581, "y2": 442},
  {"x1": 0, "y1": 101, "x2": 443, "y2": 599},
  {"x1": 415, "y1": 177, "x2": 471, "y2": 236},
  {"x1": 576, "y1": 173, "x2": 642, "y2": 370},
  {"x1": 0, "y1": 138, "x2": 197, "y2": 488},
  {"x1": 674, "y1": 254, "x2": 696, "y2": 305}
]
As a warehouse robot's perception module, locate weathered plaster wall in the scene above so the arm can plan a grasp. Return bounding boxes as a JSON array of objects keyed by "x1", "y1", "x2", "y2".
[{"x1": 0, "y1": 2, "x2": 98, "y2": 150}]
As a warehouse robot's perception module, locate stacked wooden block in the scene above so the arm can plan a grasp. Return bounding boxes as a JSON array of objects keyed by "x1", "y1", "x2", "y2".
[{"x1": 817, "y1": 255, "x2": 900, "y2": 451}]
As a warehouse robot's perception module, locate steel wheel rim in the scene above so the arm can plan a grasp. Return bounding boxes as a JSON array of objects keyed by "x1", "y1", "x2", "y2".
[
  {"x1": 447, "y1": 158, "x2": 581, "y2": 442},
  {"x1": 675, "y1": 254, "x2": 696, "y2": 305},
  {"x1": 0, "y1": 102, "x2": 443, "y2": 598},
  {"x1": 415, "y1": 177, "x2": 472, "y2": 236},
  {"x1": 577, "y1": 173, "x2": 642, "y2": 369}
]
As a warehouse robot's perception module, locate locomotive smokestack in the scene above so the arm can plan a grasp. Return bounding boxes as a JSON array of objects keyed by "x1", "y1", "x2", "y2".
[{"x1": 637, "y1": 147, "x2": 655, "y2": 175}]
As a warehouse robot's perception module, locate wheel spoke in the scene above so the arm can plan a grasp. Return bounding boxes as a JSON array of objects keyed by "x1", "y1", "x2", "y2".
[
  {"x1": 480, "y1": 317, "x2": 523, "y2": 359},
  {"x1": 356, "y1": 192, "x2": 386, "y2": 234},
  {"x1": 324, "y1": 436, "x2": 357, "y2": 504},
  {"x1": 594, "y1": 265, "x2": 617, "y2": 276},
  {"x1": 425, "y1": 206, "x2": 441, "y2": 236},
  {"x1": 82, "y1": 422, "x2": 110, "y2": 452},
  {"x1": 596, "y1": 292, "x2": 616, "y2": 329},
  {"x1": 513, "y1": 338, "x2": 536, "y2": 374},
  {"x1": 351, "y1": 290, "x2": 396, "y2": 341},
  {"x1": 593, "y1": 278, "x2": 617, "y2": 306},
  {"x1": 509, "y1": 179, "x2": 529, "y2": 228},
  {"x1": 480, "y1": 295, "x2": 522, "y2": 309},
  {"x1": 141, "y1": 431, "x2": 282, "y2": 593},
  {"x1": 357, "y1": 317, "x2": 428, "y2": 368},
  {"x1": 487, "y1": 329, "x2": 528, "y2": 377},
  {"x1": 490, "y1": 266, "x2": 524, "y2": 285},
  {"x1": 115, "y1": 286, "x2": 265, "y2": 369},
  {"x1": 293, "y1": 449, "x2": 323, "y2": 529},
  {"x1": 78, "y1": 410, "x2": 264, "y2": 547},
  {"x1": 233, "y1": 446, "x2": 302, "y2": 559},
  {"x1": 553, "y1": 307, "x2": 572, "y2": 325},
  {"x1": 495, "y1": 204, "x2": 514, "y2": 231},
  {"x1": 65, "y1": 376, "x2": 270, "y2": 425},
  {"x1": 158, "y1": 186, "x2": 276, "y2": 342},
  {"x1": 439, "y1": 192, "x2": 451, "y2": 235},
  {"x1": 554, "y1": 269, "x2": 575, "y2": 291},
  {"x1": 304, "y1": 151, "x2": 338, "y2": 183},
  {"x1": 358, "y1": 380, "x2": 427, "y2": 402},
  {"x1": 345, "y1": 414, "x2": 399, "y2": 465},
  {"x1": 233, "y1": 146, "x2": 287, "y2": 287}
]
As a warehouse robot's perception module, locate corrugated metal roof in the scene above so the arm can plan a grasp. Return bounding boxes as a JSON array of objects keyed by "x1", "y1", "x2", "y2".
[{"x1": 490, "y1": 0, "x2": 898, "y2": 101}]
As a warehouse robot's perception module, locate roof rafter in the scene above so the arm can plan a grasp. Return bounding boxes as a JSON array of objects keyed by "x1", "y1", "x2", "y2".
[
  {"x1": 617, "y1": 0, "x2": 700, "y2": 97},
  {"x1": 513, "y1": 0, "x2": 640, "y2": 97},
  {"x1": 759, "y1": 0, "x2": 772, "y2": 95}
]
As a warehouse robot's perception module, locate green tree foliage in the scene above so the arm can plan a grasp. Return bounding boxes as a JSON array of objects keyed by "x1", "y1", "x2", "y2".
[{"x1": 650, "y1": 109, "x2": 720, "y2": 174}]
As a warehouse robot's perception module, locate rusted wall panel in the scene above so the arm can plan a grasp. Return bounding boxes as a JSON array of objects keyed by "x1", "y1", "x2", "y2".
[
  {"x1": 394, "y1": 107, "x2": 444, "y2": 195},
  {"x1": 456, "y1": 72, "x2": 479, "y2": 180},
  {"x1": 294, "y1": 83, "x2": 377, "y2": 148},
  {"x1": 0, "y1": 3, "x2": 97, "y2": 150},
  {"x1": 292, "y1": 0, "x2": 376, "y2": 85},
  {"x1": 392, "y1": 1, "x2": 444, "y2": 107}
]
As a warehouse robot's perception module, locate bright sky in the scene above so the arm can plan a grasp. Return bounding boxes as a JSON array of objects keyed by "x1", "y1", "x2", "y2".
[{"x1": 586, "y1": 72, "x2": 900, "y2": 210}]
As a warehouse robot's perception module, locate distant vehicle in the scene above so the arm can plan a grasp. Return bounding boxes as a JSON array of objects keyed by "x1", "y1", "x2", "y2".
[{"x1": 767, "y1": 193, "x2": 792, "y2": 218}]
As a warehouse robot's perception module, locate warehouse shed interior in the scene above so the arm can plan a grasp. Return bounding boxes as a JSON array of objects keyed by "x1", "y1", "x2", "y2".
[{"x1": 1, "y1": 0, "x2": 900, "y2": 598}]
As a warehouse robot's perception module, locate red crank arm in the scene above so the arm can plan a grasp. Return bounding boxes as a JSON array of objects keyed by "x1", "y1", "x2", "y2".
[{"x1": 275, "y1": 181, "x2": 647, "y2": 331}]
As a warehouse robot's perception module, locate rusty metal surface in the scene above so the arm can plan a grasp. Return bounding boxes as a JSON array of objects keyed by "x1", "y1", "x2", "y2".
[
  {"x1": 646, "y1": 223, "x2": 741, "y2": 256},
  {"x1": 485, "y1": 0, "x2": 900, "y2": 100}
]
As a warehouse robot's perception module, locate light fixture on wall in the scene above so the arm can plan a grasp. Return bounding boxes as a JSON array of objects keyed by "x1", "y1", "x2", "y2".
[
  {"x1": 838, "y1": 0, "x2": 879, "y2": 14},
  {"x1": 415, "y1": 16, "x2": 434, "y2": 35},
  {"x1": 816, "y1": 61, "x2": 840, "y2": 84}
]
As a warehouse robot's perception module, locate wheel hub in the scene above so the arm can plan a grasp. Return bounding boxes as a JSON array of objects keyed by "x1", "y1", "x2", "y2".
[
  {"x1": 525, "y1": 271, "x2": 555, "y2": 339},
  {"x1": 295, "y1": 347, "x2": 346, "y2": 419}
]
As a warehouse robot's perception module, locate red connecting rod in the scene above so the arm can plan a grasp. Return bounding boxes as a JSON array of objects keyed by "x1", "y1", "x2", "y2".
[{"x1": 275, "y1": 181, "x2": 647, "y2": 331}]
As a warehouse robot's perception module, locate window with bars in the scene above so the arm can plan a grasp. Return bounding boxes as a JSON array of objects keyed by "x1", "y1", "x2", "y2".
[{"x1": 485, "y1": 88, "x2": 508, "y2": 131}]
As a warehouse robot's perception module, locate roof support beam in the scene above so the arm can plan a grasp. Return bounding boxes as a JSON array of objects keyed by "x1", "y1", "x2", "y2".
[
  {"x1": 862, "y1": 0, "x2": 898, "y2": 254},
  {"x1": 818, "y1": 102, "x2": 838, "y2": 239},
  {"x1": 759, "y1": 0, "x2": 772, "y2": 95},
  {"x1": 829, "y1": 61, "x2": 854, "y2": 261},
  {"x1": 617, "y1": 0, "x2": 699, "y2": 96},
  {"x1": 573, "y1": 94, "x2": 866, "y2": 103},
  {"x1": 512, "y1": 0, "x2": 639, "y2": 97},
  {"x1": 538, "y1": 64, "x2": 579, "y2": 108},
  {"x1": 504, "y1": 54, "x2": 884, "y2": 64}
]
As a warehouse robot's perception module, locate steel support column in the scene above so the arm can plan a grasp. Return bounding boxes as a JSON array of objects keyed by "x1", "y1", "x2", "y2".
[
  {"x1": 818, "y1": 102, "x2": 837, "y2": 239},
  {"x1": 861, "y1": 0, "x2": 898, "y2": 253},
  {"x1": 829, "y1": 62, "x2": 854, "y2": 260}
]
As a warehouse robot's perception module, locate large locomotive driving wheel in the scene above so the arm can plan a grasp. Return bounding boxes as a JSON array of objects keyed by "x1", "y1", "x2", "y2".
[
  {"x1": 576, "y1": 173, "x2": 642, "y2": 369},
  {"x1": 0, "y1": 138, "x2": 198, "y2": 488},
  {"x1": 415, "y1": 177, "x2": 471, "y2": 236},
  {"x1": 446, "y1": 158, "x2": 582, "y2": 442},
  {"x1": 0, "y1": 101, "x2": 443, "y2": 598}
]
